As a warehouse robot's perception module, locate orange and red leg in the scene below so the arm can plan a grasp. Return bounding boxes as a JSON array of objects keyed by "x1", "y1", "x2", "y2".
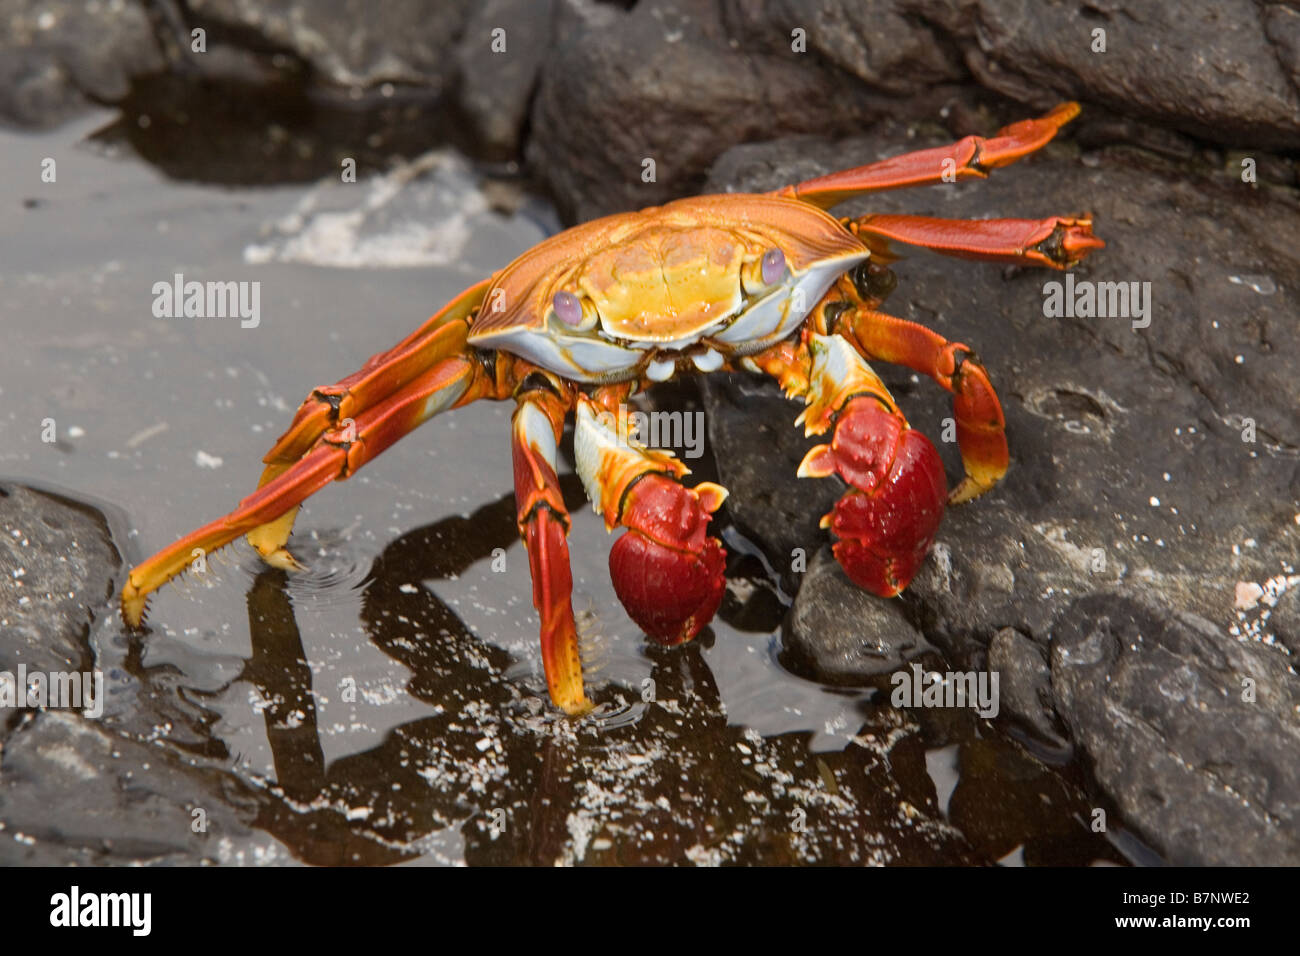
[
  {"x1": 774, "y1": 102, "x2": 1085, "y2": 208},
  {"x1": 510, "y1": 378, "x2": 590, "y2": 715},
  {"x1": 773, "y1": 100, "x2": 1104, "y2": 270},
  {"x1": 121, "y1": 279, "x2": 500, "y2": 627},
  {"x1": 573, "y1": 392, "x2": 728, "y2": 646},
  {"x1": 245, "y1": 278, "x2": 492, "y2": 567},
  {"x1": 848, "y1": 213, "x2": 1102, "y2": 270},
  {"x1": 751, "y1": 333, "x2": 947, "y2": 597},
  {"x1": 120, "y1": 348, "x2": 497, "y2": 627}
]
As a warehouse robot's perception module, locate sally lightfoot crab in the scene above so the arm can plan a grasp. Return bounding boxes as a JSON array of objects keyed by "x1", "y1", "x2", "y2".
[{"x1": 122, "y1": 103, "x2": 1103, "y2": 715}]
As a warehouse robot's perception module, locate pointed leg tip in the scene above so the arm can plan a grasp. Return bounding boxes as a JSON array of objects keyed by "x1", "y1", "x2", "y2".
[
  {"x1": 120, "y1": 589, "x2": 147, "y2": 630},
  {"x1": 260, "y1": 548, "x2": 304, "y2": 571},
  {"x1": 558, "y1": 694, "x2": 595, "y2": 717},
  {"x1": 948, "y1": 478, "x2": 988, "y2": 505},
  {"x1": 1050, "y1": 101, "x2": 1081, "y2": 125}
]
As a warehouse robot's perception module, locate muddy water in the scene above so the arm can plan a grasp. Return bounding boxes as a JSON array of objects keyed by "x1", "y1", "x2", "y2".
[{"x1": 0, "y1": 115, "x2": 1123, "y2": 865}]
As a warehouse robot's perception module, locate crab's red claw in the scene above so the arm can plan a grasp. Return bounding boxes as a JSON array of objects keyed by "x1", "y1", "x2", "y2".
[
  {"x1": 803, "y1": 397, "x2": 947, "y2": 597},
  {"x1": 609, "y1": 474, "x2": 727, "y2": 645}
]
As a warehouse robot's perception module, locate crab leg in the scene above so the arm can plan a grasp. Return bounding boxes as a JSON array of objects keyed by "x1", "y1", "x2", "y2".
[
  {"x1": 848, "y1": 214, "x2": 1103, "y2": 270},
  {"x1": 752, "y1": 332, "x2": 947, "y2": 596},
  {"x1": 121, "y1": 351, "x2": 495, "y2": 628},
  {"x1": 246, "y1": 277, "x2": 491, "y2": 566},
  {"x1": 774, "y1": 102, "x2": 1082, "y2": 208},
  {"x1": 510, "y1": 378, "x2": 590, "y2": 715},
  {"x1": 817, "y1": 294, "x2": 1009, "y2": 504},
  {"x1": 573, "y1": 391, "x2": 728, "y2": 646}
]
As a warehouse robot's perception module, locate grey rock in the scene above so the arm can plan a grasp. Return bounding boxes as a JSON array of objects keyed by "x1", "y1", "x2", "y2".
[
  {"x1": 527, "y1": 0, "x2": 1300, "y2": 218},
  {"x1": 187, "y1": 0, "x2": 476, "y2": 90},
  {"x1": 702, "y1": 371, "x2": 840, "y2": 591},
  {"x1": 784, "y1": 546, "x2": 931, "y2": 684},
  {"x1": 1051, "y1": 590, "x2": 1300, "y2": 866},
  {"x1": 0, "y1": 0, "x2": 165, "y2": 126},
  {"x1": 0, "y1": 483, "x2": 119, "y2": 677},
  {"x1": 988, "y1": 627, "x2": 1068, "y2": 752},
  {"x1": 0, "y1": 710, "x2": 253, "y2": 865},
  {"x1": 906, "y1": 0, "x2": 1300, "y2": 149},
  {"x1": 723, "y1": 0, "x2": 964, "y2": 96},
  {"x1": 1274, "y1": 578, "x2": 1300, "y2": 657},
  {"x1": 527, "y1": 0, "x2": 889, "y2": 221},
  {"x1": 455, "y1": 0, "x2": 554, "y2": 155}
]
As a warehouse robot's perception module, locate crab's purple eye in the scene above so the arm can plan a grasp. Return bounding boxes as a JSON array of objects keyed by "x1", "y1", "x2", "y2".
[
  {"x1": 761, "y1": 248, "x2": 786, "y2": 285},
  {"x1": 553, "y1": 291, "x2": 583, "y2": 326}
]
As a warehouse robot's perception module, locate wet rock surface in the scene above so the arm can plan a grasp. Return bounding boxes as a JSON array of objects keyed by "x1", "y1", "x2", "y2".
[
  {"x1": 987, "y1": 627, "x2": 1068, "y2": 754},
  {"x1": 0, "y1": 710, "x2": 256, "y2": 865},
  {"x1": 701, "y1": 113, "x2": 1300, "y2": 864},
  {"x1": 1052, "y1": 590, "x2": 1300, "y2": 866},
  {"x1": 0, "y1": 483, "x2": 120, "y2": 679},
  {"x1": 782, "y1": 547, "x2": 931, "y2": 685}
]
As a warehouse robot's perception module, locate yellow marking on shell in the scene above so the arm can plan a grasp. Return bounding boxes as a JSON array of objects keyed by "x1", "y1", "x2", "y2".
[{"x1": 576, "y1": 226, "x2": 749, "y2": 342}]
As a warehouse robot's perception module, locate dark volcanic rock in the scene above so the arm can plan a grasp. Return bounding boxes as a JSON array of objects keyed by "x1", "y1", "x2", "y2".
[
  {"x1": 725, "y1": 0, "x2": 963, "y2": 96},
  {"x1": 0, "y1": 711, "x2": 254, "y2": 865},
  {"x1": 906, "y1": 0, "x2": 1300, "y2": 150},
  {"x1": 187, "y1": 0, "x2": 476, "y2": 90},
  {"x1": 525, "y1": 0, "x2": 1300, "y2": 218},
  {"x1": 0, "y1": 0, "x2": 165, "y2": 126},
  {"x1": 988, "y1": 627, "x2": 1068, "y2": 753},
  {"x1": 455, "y1": 0, "x2": 554, "y2": 155},
  {"x1": 783, "y1": 546, "x2": 931, "y2": 684},
  {"x1": 1051, "y1": 590, "x2": 1300, "y2": 866},
  {"x1": 0, "y1": 483, "x2": 119, "y2": 677},
  {"x1": 527, "y1": 0, "x2": 890, "y2": 221}
]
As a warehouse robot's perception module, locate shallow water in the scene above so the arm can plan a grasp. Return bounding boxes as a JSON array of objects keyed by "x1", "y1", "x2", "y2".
[{"x1": 1, "y1": 114, "x2": 1128, "y2": 865}]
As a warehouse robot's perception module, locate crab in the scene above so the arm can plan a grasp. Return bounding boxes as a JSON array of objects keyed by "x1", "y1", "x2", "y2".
[{"x1": 122, "y1": 103, "x2": 1103, "y2": 715}]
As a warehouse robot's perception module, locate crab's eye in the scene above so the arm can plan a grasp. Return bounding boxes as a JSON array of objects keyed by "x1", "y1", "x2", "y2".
[
  {"x1": 850, "y1": 263, "x2": 897, "y2": 304},
  {"x1": 761, "y1": 248, "x2": 786, "y2": 285},
  {"x1": 552, "y1": 291, "x2": 584, "y2": 326}
]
